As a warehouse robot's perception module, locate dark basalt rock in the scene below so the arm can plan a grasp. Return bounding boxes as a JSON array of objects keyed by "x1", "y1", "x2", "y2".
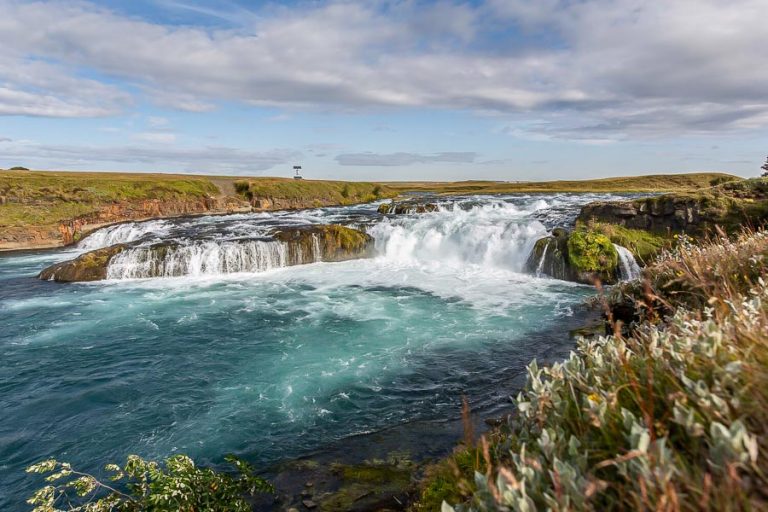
[
  {"x1": 578, "y1": 179, "x2": 768, "y2": 235},
  {"x1": 377, "y1": 201, "x2": 439, "y2": 215}
]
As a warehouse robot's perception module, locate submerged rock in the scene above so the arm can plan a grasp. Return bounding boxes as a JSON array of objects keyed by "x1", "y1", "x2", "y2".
[
  {"x1": 526, "y1": 228, "x2": 620, "y2": 284},
  {"x1": 38, "y1": 225, "x2": 374, "y2": 282}
]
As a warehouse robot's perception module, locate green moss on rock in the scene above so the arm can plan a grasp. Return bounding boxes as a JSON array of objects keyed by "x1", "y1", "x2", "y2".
[
  {"x1": 567, "y1": 230, "x2": 618, "y2": 280},
  {"x1": 584, "y1": 222, "x2": 670, "y2": 263}
]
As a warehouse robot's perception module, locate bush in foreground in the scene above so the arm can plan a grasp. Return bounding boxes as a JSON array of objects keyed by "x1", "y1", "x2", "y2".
[
  {"x1": 26, "y1": 454, "x2": 273, "y2": 511},
  {"x1": 421, "y1": 231, "x2": 768, "y2": 511}
]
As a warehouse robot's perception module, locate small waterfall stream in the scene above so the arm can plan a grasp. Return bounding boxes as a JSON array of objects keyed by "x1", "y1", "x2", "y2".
[
  {"x1": 614, "y1": 244, "x2": 642, "y2": 281},
  {"x1": 535, "y1": 241, "x2": 550, "y2": 277}
]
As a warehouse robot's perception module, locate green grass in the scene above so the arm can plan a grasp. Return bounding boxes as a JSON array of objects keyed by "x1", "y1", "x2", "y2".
[
  {"x1": 234, "y1": 178, "x2": 396, "y2": 205},
  {"x1": 0, "y1": 170, "x2": 220, "y2": 229},
  {"x1": 0, "y1": 171, "x2": 397, "y2": 234},
  {"x1": 385, "y1": 173, "x2": 740, "y2": 195}
]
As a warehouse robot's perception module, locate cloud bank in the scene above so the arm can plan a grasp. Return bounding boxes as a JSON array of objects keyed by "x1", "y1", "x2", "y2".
[{"x1": 0, "y1": 0, "x2": 765, "y2": 140}]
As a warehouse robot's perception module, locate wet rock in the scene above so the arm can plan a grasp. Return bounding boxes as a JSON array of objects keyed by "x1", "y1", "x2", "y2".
[
  {"x1": 378, "y1": 201, "x2": 439, "y2": 215},
  {"x1": 273, "y1": 224, "x2": 374, "y2": 264},
  {"x1": 302, "y1": 499, "x2": 317, "y2": 509},
  {"x1": 38, "y1": 244, "x2": 128, "y2": 282},
  {"x1": 526, "y1": 228, "x2": 619, "y2": 285}
]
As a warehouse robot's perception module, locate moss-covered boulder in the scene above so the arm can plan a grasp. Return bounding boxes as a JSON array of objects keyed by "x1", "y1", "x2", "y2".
[
  {"x1": 273, "y1": 224, "x2": 374, "y2": 264},
  {"x1": 566, "y1": 230, "x2": 618, "y2": 283},
  {"x1": 526, "y1": 228, "x2": 620, "y2": 284},
  {"x1": 38, "y1": 244, "x2": 128, "y2": 282}
]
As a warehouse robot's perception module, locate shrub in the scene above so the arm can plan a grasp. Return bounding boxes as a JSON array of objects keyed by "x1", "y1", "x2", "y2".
[
  {"x1": 26, "y1": 454, "x2": 273, "y2": 511},
  {"x1": 423, "y1": 230, "x2": 768, "y2": 512}
]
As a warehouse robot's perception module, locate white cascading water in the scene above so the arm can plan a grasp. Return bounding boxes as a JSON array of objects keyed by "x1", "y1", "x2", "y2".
[
  {"x1": 106, "y1": 240, "x2": 295, "y2": 279},
  {"x1": 369, "y1": 200, "x2": 548, "y2": 272},
  {"x1": 92, "y1": 199, "x2": 554, "y2": 280},
  {"x1": 614, "y1": 244, "x2": 642, "y2": 281},
  {"x1": 85, "y1": 196, "x2": 613, "y2": 281},
  {"x1": 534, "y1": 241, "x2": 550, "y2": 277},
  {"x1": 78, "y1": 220, "x2": 171, "y2": 251}
]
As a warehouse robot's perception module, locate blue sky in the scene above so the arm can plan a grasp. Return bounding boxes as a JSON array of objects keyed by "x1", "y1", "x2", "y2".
[{"x1": 0, "y1": 0, "x2": 766, "y2": 180}]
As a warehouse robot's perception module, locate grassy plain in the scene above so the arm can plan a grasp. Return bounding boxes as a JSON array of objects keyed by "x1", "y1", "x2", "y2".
[
  {"x1": 386, "y1": 172, "x2": 739, "y2": 194},
  {"x1": 0, "y1": 169, "x2": 745, "y2": 248}
]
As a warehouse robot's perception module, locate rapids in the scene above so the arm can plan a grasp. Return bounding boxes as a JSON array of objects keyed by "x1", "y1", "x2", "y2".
[{"x1": 0, "y1": 193, "x2": 637, "y2": 510}]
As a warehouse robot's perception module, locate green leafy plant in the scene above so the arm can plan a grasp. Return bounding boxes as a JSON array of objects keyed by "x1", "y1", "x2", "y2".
[{"x1": 26, "y1": 454, "x2": 273, "y2": 511}]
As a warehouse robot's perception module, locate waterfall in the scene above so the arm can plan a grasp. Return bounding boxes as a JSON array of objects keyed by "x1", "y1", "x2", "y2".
[
  {"x1": 106, "y1": 240, "x2": 289, "y2": 279},
  {"x1": 78, "y1": 220, "x2": 171, "y2": 251},
  {"x1": 614, "y1": 244, "x2": 642, "y2": 281},
  {"x1": 311, "y1": 234, "x2": 321, "y2": 263},
  {"x1": 535, "y1": 241, "x2": 550, "y2": 277},
  {"x1": 368, "y1": 201, "x2": 547, "y2": 271}
]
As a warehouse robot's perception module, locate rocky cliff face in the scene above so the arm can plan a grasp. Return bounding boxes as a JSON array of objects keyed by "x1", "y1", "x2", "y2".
[
  {"x1": 578, "y1": 178, "x2": 768, "y2": 235},
  {"x1": 38, "y1": 225, "x2": 374, "y2": 282},
  {"x1": 577, "y1": 195, "x2": 728, "y2": 234}
]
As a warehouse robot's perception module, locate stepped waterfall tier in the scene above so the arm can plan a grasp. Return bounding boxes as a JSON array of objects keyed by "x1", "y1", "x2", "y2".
[
  {"x1": 1, "y1": 193, "x2": 640, "y2": 510},
  {"x1": 39, "y1": 225, "x2": 373, "y2": 282}
]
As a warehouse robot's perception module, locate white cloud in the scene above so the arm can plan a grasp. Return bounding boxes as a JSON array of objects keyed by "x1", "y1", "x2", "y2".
[
  {"x1": 148, "y1": 116, "x2": 170, "y2": 128},
  {"x1": 133, "y1": 132, "x2": 177, "y2": 144},
  {"x1": 335, "y1": 152, "x2": 477, "y2": 166},
  {"x1": 0, "y1": 0, "x2": 765, "y2": 137}
]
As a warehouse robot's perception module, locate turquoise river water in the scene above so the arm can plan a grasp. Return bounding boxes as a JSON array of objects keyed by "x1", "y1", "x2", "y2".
[{"x1": 0, "y1": 194, "x2": 636, "y2": 509}]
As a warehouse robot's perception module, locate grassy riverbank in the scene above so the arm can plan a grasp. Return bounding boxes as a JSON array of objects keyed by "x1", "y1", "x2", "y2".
[
  {"x1": 0, "y1": 170, "x2": 395, "y2": 250},
  {"x1": 387, "y1": 172, "x2": 739, "y2": 195},
  {"x1": 416, "y1": 229, "x2": 768, "y2": 511}
]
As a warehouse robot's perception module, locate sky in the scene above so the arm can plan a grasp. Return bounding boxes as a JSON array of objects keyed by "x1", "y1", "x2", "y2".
[{"x1": 0, "y1": 0, "x2": 766, "y2": 181}]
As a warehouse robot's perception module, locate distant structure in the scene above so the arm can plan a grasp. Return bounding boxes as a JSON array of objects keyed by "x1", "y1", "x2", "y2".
[{"x1": 293, "y1": 165, "x2": 303, "y2": 180}]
